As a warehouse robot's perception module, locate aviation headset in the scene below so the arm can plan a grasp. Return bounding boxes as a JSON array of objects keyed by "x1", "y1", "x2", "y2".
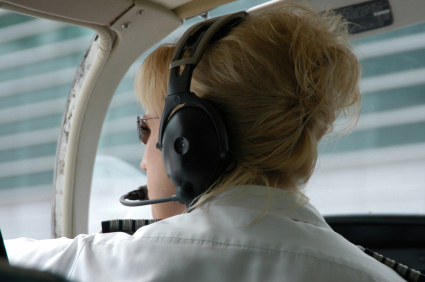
[
  {"x1": 158, "y1": 11, "x2": 247, "y2": 206},
  {"x1": 120, "y1": 11, "x2": 247, "y2": 208}
]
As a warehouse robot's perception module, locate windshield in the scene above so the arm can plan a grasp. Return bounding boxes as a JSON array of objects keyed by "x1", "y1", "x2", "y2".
[
  {"x1": 307, "y1": 22, "x2": 425, "y2": 215},
  {"x1": 0, "y1": 11, "x2": 94, "y2": 239}
]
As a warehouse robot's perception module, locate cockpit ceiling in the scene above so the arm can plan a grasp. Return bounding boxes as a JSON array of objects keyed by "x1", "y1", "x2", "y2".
[
  {"x1": 150, "y1": 0, "x2": 195, "y2": 10},
  {"x1": 0, "y1": 0, "x2": 236, "y2": 25},
  {"x1": 0, "y1": 0, "x2": 135, "y2": 25}
]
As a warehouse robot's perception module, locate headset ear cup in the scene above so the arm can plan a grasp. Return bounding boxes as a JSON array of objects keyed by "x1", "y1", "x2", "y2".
[
  {"x1": 162, "y1": 106, "x2": 221, "y2": 200},
  {"x1": 175, "y1": 183, "x2": 195, "y2": 205}
]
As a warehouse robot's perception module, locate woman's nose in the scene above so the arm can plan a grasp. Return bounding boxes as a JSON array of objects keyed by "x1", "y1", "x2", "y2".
[{"x1": 140, "y1": 156, "x2": 147, "y2": 171}]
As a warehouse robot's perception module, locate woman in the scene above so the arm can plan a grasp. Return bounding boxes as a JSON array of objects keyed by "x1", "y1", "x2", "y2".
[{"x1": 5, "y1": 3, "x2": 405, "y2": 281}]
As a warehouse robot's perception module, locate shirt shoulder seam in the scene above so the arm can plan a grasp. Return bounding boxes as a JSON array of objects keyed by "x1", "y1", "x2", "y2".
[{"x1": 90, "y1": 235, "x2": 391, "y2": 282}]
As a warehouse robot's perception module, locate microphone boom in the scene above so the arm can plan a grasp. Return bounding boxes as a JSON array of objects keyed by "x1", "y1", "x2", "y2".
[{"x1": 119, "y1": 185, "x2": 179, "y2": 207}]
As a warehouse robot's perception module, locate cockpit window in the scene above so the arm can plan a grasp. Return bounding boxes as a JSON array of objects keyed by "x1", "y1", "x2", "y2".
[
  {"x1": 0, "y1": 11, "x2": 94, "y2": 239},
  {"x1": 307, "y1": 22, "x2": 425, "y2": 215}
]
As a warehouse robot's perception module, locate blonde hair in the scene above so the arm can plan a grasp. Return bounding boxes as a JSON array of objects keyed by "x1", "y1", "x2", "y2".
[{"x1": 135, "y1": 2, "x2": 361, "y2": 207}]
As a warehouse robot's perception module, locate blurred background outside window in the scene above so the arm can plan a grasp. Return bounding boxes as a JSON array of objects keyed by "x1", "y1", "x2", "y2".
[
  {"x1": 307, "y1": 23, "x2": 425, "y2": 215},
  {"x1": 0, "y1": 10, "x2": 94, "y2": 239}
]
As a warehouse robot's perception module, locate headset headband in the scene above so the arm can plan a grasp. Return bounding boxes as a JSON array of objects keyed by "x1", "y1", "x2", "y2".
[{"x1": 156, "y1": 11, "x2": 247, "y2": 157}]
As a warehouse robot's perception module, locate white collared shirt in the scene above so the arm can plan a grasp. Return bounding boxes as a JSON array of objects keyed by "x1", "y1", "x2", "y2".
[{"x1": 6, "y1": 185, "x2": 405, "y2": 281}]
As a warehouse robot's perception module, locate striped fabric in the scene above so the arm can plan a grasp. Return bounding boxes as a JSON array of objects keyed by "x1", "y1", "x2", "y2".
[
  {"x1": 101, "y1": 219, "x2": 161, "y2": 235},
  {"x1": 358, "y1": 246, "x2": 425, "y2": 282}
]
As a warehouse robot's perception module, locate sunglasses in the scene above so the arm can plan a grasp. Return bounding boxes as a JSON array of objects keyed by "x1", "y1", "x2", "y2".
[{"x1": 137, "y1": 116, "x2": 160, "y2": 144}]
